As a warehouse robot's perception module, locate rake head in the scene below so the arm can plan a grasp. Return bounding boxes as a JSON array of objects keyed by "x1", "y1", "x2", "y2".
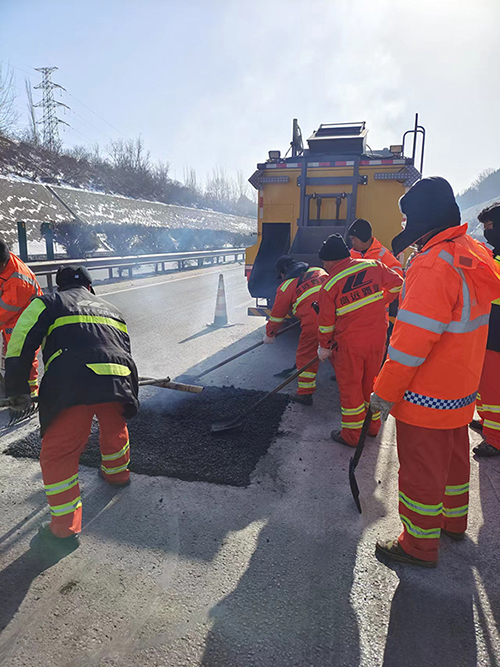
[{"x1": 4, "y1": 403, "x2": 38, "y2": 429}]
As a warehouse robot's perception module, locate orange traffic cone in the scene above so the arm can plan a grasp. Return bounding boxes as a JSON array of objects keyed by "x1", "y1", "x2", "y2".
[{"x1": 208, "y1": 274, "x2": 229, "y2": 328}]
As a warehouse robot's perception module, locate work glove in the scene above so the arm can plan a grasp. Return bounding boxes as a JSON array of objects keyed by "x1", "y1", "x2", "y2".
[
  {"x1": 370, "y1": 392, "x2": 394, "y2": 421},
  {"x1": 317, "y1": 345, "x2": 332, "y2": 362},
  {"x1": 262, "y1": 334, "x2": 275, "y2": 345},
  {"x1": 8, "y1": 394, "x2": 32, "y2": 412}
]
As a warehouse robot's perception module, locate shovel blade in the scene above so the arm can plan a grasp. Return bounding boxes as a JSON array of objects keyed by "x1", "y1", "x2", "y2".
[
  {"x1": 349, "y1": 456, "x2": 362, "y2": 514},
  {"x1": 210, "y1": 417, "x2": 244, "y2": 434}
]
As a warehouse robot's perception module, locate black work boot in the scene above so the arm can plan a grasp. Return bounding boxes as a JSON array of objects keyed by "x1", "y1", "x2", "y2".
[
  {"x1": 376, "y1": 538, "x2": 437, "y2": 568},
  {"x1": 441, "y1": 528, "x2": 466, "y2": 541},
  {"x1": 473, "y1": 441, "x2": 500, "y2": 457},
  {"x1": 290, "y1": 393, "x2": 313, "y2": 406},
  {"x1": 30, "y1": 522, "x2": 80, "y2": 562},
  {"x1": 469, "y1": 419, "x2": 483, "y2": 434},
  {"x1": 331, "y1": 430, "x2": 355, "y2": 448}
]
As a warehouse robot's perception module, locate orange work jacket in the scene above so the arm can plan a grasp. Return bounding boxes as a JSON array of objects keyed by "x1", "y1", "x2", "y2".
[
  {"x1": 317, "y1": 257, "x2": 403, "y2": 348},
  {"x1": 351, "y1": 237, "x2": 404, "y2": 278},
  {"x1": 374, "y1": 224, "x2": 500, "y2": 429},
  {"x1": 0, "y1": 253, "x2": 42, "y2": 332},
  {"x1": 266, "y1": 267, "x2": 328, "y2": 337}
]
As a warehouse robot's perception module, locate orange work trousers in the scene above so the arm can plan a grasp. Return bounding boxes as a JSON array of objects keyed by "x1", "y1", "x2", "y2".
[
  {"x1": 2, "y1": 327, "x2": 39, "y2": 396},
  {"x1": 296, "y1": 325, "x2": 320, "y2": 395},
  {"x1": 476, "y1": 349, "x2": 500, "y2": 451},
  {"x1": 334, "y1": 341, "x2": 385, "y2": 446},
  {"x1": 396, "y1": 420, "x2": 470, "y2": 563},
  {"x1": 40, "y1": 402, "x2": 130, "y2": 538}
]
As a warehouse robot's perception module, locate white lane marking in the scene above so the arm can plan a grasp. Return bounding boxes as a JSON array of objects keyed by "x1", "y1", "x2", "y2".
[{"x1": 98, "y1": 265, "x2": 243, "y2": 297}]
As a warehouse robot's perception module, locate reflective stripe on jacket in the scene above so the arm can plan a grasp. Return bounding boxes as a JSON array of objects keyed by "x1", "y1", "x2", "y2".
[
  {"x1": 374, "y1": 224, "x2": 500, "y2": 429},
  {"x1": 266, "y1": 267, "x2": 328, "y2": 336},
  {"x1": 5, "y1": 286, "x2": 139, "y2": 434},
  {"x1": 0, "y1": 253, "x2": 42, "y2": 328},
  {"x1": 317, "y1": 257, "x2": 403, "y2": 347},
  {"x1": 351, "y1": 238, "x2": 404, "y2": 278}
]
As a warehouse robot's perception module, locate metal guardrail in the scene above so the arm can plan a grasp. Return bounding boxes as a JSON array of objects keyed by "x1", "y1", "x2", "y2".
[{"x1": 28, "y1": 248, "x2": 246, "y2": 284}]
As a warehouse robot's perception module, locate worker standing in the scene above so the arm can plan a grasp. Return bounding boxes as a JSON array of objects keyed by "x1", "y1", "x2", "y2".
[
  {"x1": 264, "y1": 255, "x2": 327, "y2": 404},
  {"x1": 0, "y1": 239, "x2": 42, "y2": 398},
  {"x1": 5, "y1": 266, "x2": 139, "y2": 559},
  {"x1": 349, "y1": 218, "x2": 403, "y2": 336},
  {"x1": 471, "y1": 203, "x2": 500, "y2": 457},
  {"x1": 371, "y1": 177, "x2": 500, "y2": 568},
  {"x1": 317, "y1": 234, "x2": 403, "y2": 446}
]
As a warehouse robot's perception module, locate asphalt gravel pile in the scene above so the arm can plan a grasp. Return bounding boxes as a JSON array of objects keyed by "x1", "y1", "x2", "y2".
[{"x1": 3, "y1": 387, "x2": 290, "y2": 487}]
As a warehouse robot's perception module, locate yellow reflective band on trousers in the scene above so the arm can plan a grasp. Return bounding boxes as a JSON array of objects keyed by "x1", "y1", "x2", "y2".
[
  {"x1": 324, "y1": 261, "x2": 377, "y2": 292},
  {"x1": 400, "y1": 515, "x2": 441, "y2": 539},
  {"x1": 44, "y1": 473, "x2": 79, "y2": 496},
  {"x1": 47, "y1": 315, "x2": 128, "y2": 337},
  {"x1": 483, "y1": 419, "x2": 500, "y2": 430},
  {"x1": 399, "y1": 492, "x2": 443, "y2": 516},
  {"x1": 443, "y1": 504, "x2": 468, "y2": 518},
  {"x1": 341, "y1": 404, "x2": 365, "y2": 416},
  {"x1": 86, "y1": 363, "x2": 131, "y2": 376},
  {"x1": 477, "y1": 403, "x2": 500, "y2": 413},
  {"x1": 319, "y1": 324, "x2": 335, "y2": 333},
  {"x1": 341, "y1": 419, "x2": 365, "y2": 429},
  {"x1": 445, "y1": 483, "x2": 469, "y2": 496},
  {"x1": 371, "y1": 411, "x2": 381, "y2": 421},
  {"x1": 101, "y1": 440, "x2": 130, "y2": 462},
  {"x1": 101, "y1": 461, "x2": 129, "y2": 475},
  {"x1": 298, "y1": 381, "x2": 316, "y2": 389},
  {"x1": 336, "y1": 291, "x2": 384, "y2": 316},
  {"x1": 50, "y1": 497, "x2": 82, "y2": 517},
  {"x1": 292, "y1": 284, "x2": 322, "y2": 314},
  {"x1": 6, "y1": 299, "x2": 47, "y2": 358}
]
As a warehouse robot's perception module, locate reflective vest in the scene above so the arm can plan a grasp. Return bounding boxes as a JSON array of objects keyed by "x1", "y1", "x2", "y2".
[
  {"x1": 350, "y1": 237, "x2": 404, "y2": 278},
  {"x1": 0, "y1": 253, "x2": 42, "y2": 332},
  {"x1": 317, "y1": 257, "x2": 403, "y2": 347},
  {"x1": 374, "y1": 224, "x2": 500, "y2": 429},
  {"x1": 266, "y1": 267, "x2": 328, "y2": 337},
  {"x1": 5, "y1": 286, "x2": 139, "y2": 434}
]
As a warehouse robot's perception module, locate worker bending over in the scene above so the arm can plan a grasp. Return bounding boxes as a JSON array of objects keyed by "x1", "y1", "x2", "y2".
[
  {"x1": 371, "y1": 177, "x2": 500, "y2": 568},
  {"x1": 471, "y1": 203, "x2": 500, "y2": 457},
  {"x1": 264, "y1": 255, "x2": 327, "y2": 405},
  {"x1": 349, "y1": 218, "x2": 403, "y2": 336},
  {"x1": 5, "y1": 266, "x2": 139, "y2": 559},
  {"x1": 0, "y1": 239, "x2": 42, "y2": 398},
  {"x1": 317, "y1": 234, "x2": 403, "y2": 446}
]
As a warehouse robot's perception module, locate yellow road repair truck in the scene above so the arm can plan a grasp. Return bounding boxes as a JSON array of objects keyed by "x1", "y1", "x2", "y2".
[{"x1": 246, "y1": 115, "x2": 425, "y2": 316}]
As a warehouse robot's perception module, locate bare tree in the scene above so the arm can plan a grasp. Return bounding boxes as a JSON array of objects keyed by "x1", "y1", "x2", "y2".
[
  {"x1": 205, "y1": 165, "x2": 235, "y2": 202},
  {"x1": 107, "y1": 136, "x2": 151, "y2": 172},
  {"x1": 0, "y1": 65, "x2": 19, "y2": 135},
  {"x1": 235, "y1": 169, "x2": 248, "y2": 200},
  {"x1": 25, "y1": 78, "x2": 40, "y2": 145},
  {"x1": 183, "y1": 166, "x2": 199, "y2": 194}
]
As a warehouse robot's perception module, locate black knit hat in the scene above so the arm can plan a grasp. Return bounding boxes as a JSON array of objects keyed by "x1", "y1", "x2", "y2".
[
  {"x1": 275, "y1": 254, "x2": 295, "y2": 278},
  {"x1": 318, "y1": 234, "x2": 350, "y2": 261},
  {"x1": 56, "y1": 265, "x2": 94, "y2": 291},
  {"x1": 348, "y1": 218, "x2": 372, "y2": 243},
  {"x1": 392, "y1": 177, "x2": 461, "y2": 256}
]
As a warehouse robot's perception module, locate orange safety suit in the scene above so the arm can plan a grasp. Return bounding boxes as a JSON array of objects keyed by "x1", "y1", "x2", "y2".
[
  {"x1": 351, "y1": 237, "x2": 403, "y2": 331},
  {"x1": 266, "y1": 266, "x2": 328, "y2": 395},
  {"x1": 0, "y1": 253, "x2": 42, "y2": 396},
  {"x1": 374, "y1": 224, "x2": 500, "y2": 561},
  {"x1": 475, "y1": 252, "x2": 500, "y2": 450},
  {"x1": 318, "y1": 257, "x2": 403, "y2": 445}
]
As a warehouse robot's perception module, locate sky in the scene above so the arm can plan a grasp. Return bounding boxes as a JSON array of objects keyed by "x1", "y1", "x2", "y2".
[{"x1": 1, "y1": 0, "x2": 499, "y2": 194}]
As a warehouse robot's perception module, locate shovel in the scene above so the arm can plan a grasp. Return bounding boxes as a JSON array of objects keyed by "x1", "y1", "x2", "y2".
[
  {"x1": 348, "y1": 407, "x2": 373, "y2": 514},
  {"x1": 138, "y1": 376, "x2": 203, "y2": 393},
  {"x1": 182, "y1": 320, "x2": 299, "y2": 383},
  {"x1": 211, "y1": 356, "x2": 318, "y2": 434}
]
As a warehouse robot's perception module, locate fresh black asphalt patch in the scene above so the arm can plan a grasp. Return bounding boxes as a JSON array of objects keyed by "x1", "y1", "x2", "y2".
[{"x1": 3, "y1": 387, "x2": 290, "y2": 487}]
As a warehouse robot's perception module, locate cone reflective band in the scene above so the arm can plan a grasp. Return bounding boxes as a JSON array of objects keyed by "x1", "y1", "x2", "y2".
[{"x1": 210, "y1": 274, "x2": 229, "y2": 327}]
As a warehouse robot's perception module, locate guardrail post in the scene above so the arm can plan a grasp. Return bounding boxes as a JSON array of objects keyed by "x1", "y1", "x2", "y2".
[
  {"x1": 17, "y1": 221, "x2": 28, "y2": 262},
  {"x1": 128, "y1": 267, "x2": 133, "y2": 278},
  {"x1": 109, "y1": 268, "x2": 113, "y2": 280}
]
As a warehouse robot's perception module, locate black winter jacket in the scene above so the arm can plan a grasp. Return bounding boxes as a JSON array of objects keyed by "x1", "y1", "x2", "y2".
[{"x1": 5, "y1": 286, "x2": 139, "y2": 435}]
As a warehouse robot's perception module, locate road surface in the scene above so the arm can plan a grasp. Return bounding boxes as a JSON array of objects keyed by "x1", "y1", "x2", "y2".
[{"x1": 0, "y1": 264, "x2": 499, "y2": 667}]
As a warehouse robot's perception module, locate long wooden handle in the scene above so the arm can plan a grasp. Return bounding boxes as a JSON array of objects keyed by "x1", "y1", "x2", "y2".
[
  {"x1": 238, "y1": 356, "x2": 318, "y2": 421},
  {"x1": 139, "y1": 377, "x2": 203, "y2": 393},
  {"x1": 195, "y1": 320, "x2": 300, "y2": 379}
]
